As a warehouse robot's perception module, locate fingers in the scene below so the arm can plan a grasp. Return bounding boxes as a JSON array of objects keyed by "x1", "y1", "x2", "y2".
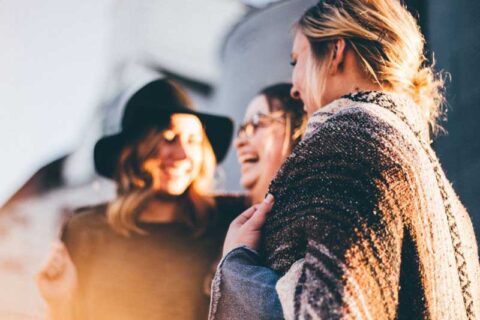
[
  {"x1": 231, "y1": 204, "x2": 259, "y2": 226},
  {"x1": 45, "y1": 245, "x2": 65, "y2": 279},
  {"x1": 222, "y1": 195, "x2": 275, "y2": 254},
  {"x1": 37, "y1": 242, "x2": 70, "y2": 281},
  {"x1": 244, "y1": 194, "x2": 274, "y2": 231}
]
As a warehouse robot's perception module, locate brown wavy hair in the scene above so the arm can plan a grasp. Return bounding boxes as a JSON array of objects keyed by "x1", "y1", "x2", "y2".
[
  {"x1": 297, "y1": 0, "x2": 446, "y2": 135},
  {"x1": 106, "y1": 126, "x2": 216, "y2": 236},
  {"x1": 260, "y1": 83, "x2": 307, "y2": 154},
  {"x1": 106, "y1": 80, "x2": 216, "y2": 236}
]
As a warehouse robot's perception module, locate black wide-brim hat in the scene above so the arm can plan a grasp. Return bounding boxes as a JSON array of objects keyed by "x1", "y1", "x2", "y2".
[{"x1": 94, "y1": 79, "x2": 234, "y2": 178}]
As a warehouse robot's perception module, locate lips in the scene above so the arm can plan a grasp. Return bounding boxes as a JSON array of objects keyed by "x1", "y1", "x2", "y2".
[
  {"x1": 161, "y1": 164, "x2": 191, "y2": 178},
  {"x1": 238, "y1": 153, "x2": 259, "y2": 165}
]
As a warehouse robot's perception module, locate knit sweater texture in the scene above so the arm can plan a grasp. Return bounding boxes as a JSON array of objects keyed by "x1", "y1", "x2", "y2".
[{"x1": 262, "y1": 91, "x2": 480, "y2": 320}]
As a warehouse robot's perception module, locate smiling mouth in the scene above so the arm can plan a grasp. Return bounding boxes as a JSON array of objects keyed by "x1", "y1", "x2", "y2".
[
  {"x1": 239, "y1": 154, "x2": 259, "y2": 165},
  {"x1": 161, "y1": 167, "x2": 190, "y2": 178}
]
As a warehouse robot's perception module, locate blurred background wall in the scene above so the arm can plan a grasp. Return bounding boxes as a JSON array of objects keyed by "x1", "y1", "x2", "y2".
[
  {"x1": 427, "y1": 0, "x2": 480, "y2": 240},
  {"x1": 0, "y1": 0, "x2": 113, "y2": 205},
  {"x1": 0, "y1": 0, "x2": 478, "y2": 317}
]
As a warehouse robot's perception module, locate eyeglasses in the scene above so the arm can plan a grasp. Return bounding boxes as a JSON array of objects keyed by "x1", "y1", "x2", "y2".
[{"x1": 237, "y1": 111, "x2": 286, "y2": 139}]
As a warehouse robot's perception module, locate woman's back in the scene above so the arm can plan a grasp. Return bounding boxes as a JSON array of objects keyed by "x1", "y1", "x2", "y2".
[{"x1": 263, "y1": 91, "x2": 480, "y2": 319}]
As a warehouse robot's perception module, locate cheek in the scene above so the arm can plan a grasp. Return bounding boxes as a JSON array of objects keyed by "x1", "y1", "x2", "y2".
[
  {"x1": 258, "y1": 131, "x2": 284, "y2": 163},
  {"x1": 188, "y1": 147, "x2": 204, "y2": 173},
  {"x1": 156, "y1": 146, "x2": 170, "y2": 163},
  {"x1": 292, "y1": 66, "x2": 303, "y2": 91},
  {"x1": 297, "y1": 59, "x2": 308, "y2": 84},
  {"x1": 143, "y1": 159, "x2": 159, "y2": 175},
  {"x1": 248, "y1": 133, "x2": 265, "y2": 152}
]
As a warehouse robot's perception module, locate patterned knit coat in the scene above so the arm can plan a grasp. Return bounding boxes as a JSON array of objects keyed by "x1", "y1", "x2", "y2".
[{"x1": 262, "y1": 91, "x2": 480, "y2": 320}]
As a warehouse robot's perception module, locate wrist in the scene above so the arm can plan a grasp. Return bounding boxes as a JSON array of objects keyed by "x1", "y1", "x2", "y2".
[{"x1": 222, "y1": 245, "x2": 259, "y2": 260}]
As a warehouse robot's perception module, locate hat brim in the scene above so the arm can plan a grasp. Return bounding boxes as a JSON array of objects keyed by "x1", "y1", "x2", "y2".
[{"x1": 94, "y1": 110, "x2": 234, "y2": 178}]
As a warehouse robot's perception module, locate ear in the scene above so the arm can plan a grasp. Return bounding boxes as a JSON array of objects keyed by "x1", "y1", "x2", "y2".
[{"x1": 329, "y1": 38, "x2": 346, "y2": 75}]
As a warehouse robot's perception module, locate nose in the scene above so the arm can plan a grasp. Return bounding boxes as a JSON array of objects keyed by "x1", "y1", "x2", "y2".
[
  {"x1": 170, "y1": 140, "x2": 188, "y2": 160},
  {"x1": 234, "y1": 132, "x2": 248, "y2": 150},
  {"x1": 290, "y1": 87, "x2": 301, "y2": 100}
]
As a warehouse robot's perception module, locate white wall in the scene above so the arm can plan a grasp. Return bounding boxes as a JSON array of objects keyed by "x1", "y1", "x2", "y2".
[
  {"x1": 0, "y1": 0, "x2": 114, "y2": 205},
  {"x1": 0, "y1": 0, "x2": 247, "y2": 206}
]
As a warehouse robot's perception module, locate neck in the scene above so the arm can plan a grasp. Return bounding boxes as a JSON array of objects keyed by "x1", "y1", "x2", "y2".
[
  {"x1": 327, "y1": 51, "x2": 383, "y2": 106},
  {"x1": 341, "y1": 75, "x2": 383, "y2": 97},
  {"x1": 318, "y1": 81, "x2": 382, "y2": 112}
]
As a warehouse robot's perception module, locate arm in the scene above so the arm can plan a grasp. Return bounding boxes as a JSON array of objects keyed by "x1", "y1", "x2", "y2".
[
  {"x1": 36, "y1": 242, "x2": 77, "y2": 320},
  {"x1": 210, "y1": 199, "x2": 284, "y2": 320},
  {"x1": 210, "y1": 246, "x2": 283, "y2": 320}
]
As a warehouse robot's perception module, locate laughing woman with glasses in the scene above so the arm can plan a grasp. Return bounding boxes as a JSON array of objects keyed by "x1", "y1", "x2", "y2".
[
  {"x1": 209, "y1": 83, "x2": 306, "y2": 319},
  {"x1": 235, "y1": 83, "x2": 307, "y2": 204}
]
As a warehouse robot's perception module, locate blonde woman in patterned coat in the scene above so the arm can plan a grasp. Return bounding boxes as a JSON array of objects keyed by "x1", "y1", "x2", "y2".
[{"x1": 210, "y1": 1, "x2": 480, "y2": 319}]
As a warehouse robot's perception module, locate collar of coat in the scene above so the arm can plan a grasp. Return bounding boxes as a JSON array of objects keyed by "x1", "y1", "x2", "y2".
[{"x1": 303, "y1": 90, "x2": 430, "y2": 144}]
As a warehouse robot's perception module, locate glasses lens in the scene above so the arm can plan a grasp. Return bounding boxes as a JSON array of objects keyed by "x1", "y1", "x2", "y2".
[
  {"x1": 238, "y1": 122, "x2": 256, "y2": 138},
  {"x1": 237, "y1": 112, "x2": 286, "y2": 138},
  {"x1": 244, "y1": 123, "x2": 255, "y2": 137}
]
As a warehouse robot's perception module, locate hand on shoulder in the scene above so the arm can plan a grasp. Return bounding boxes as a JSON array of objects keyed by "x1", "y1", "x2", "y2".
[
  {"x1": 222, "y1": 194, "x2": 274, "y2": 256},
  {"x1": 36, "y1": 241, "x2": 77, "y2": 308}
]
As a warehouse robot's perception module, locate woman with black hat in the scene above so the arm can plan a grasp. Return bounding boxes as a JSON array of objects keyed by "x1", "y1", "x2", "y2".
[{"x1": 36, "y1": 78, "x2": 246, "y2": 319}]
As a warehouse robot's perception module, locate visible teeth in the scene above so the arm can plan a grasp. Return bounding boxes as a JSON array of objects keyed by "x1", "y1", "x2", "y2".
[
  {"x1": 239, "y1": 155, "x2": 259, "y2": 164},
  {"x1": 163, "y1": 167, "x2": 189, "y2": 176}
]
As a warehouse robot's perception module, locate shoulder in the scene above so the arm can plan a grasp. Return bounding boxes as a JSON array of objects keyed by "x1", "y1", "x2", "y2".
[
  {"x1": 312, "y1": 104, "x2": 396, "y2": 141},
  {"x1": 289, "y1": 107, "x2": 393, "y2": 168},
  {"x1": 70, "y1": 204, "x2": 109, "y2": 228},
  {"x1": 61, "y1": 203, "x2": 113, "y2": 263},
  {"x1": 304, "y1": 91, "x2": 427, "y2": 145},
  {"x1": 270, "y1": 97, "x2": 419, "y2": 194},
  {"x1": 297, "y1": 99, "x2": 418, "y2": 166},
  {"x1": 62, "y1": 203, "x2": 110, "y2": 242}
]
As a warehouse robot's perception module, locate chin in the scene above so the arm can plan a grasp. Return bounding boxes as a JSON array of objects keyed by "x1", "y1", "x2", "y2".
[
  {"x1": 240, "y1": 176, "x2": 257, "y2": 191},
  {"x1": 166, "y1": 190, "x2": 184, "y2": 196},
  {"x1": 162, "y1": 182, "x2": 191, "y2": 196},
  {"x1": 242, "y1": 183, "x2": 263, "y2": 202}
]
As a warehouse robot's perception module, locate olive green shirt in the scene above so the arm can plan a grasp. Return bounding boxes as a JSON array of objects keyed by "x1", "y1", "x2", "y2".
[{"x1": 62, "y1": 195, "x2": 246, "y2": 320}]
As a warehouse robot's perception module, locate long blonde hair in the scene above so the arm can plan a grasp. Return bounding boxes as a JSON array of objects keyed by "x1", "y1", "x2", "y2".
[
  {"x1": 106, "y1": 124, "x2": 217, "y2": 237},
  {"x1": 298, "y1": 0, "x2": 446, "y2": 134}
]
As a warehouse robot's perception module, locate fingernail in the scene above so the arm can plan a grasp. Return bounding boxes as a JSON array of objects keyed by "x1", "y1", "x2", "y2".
[{"x1": 264, "y1": 194, "x2": 274, "y2": 203}]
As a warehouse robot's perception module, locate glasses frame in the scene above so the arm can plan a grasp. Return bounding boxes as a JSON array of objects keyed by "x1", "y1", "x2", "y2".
[{"x1": 237, "y1": 111, "x2": 286, "y2": 139}]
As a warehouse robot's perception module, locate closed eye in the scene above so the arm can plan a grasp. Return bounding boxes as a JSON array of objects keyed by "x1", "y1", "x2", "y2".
[{"x1": 188, "y1": 135, "x2": 203, "y2": 145}]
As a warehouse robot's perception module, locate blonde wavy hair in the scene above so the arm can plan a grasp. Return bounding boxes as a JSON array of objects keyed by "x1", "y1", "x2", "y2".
[
  {"x1": 106, "y1": 123, "x2": 217, "y2": 237},
  {"x1": 298, "y1": 0, "x2": 446, "y2": 135}
]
